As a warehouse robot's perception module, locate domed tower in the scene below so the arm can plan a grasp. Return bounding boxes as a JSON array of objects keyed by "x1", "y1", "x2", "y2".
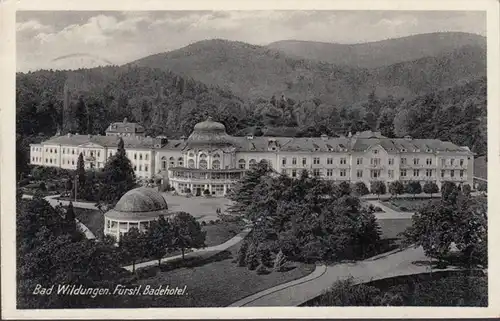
[
  {"x1": 104, "y1": 187, "x2": 170, "y2": 242},
  {"x1": 167, "y1": 117, "x2": 245, "y2": 197}
]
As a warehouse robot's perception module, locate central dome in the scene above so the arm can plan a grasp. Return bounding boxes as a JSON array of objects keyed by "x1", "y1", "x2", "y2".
[
  {"x1": 114, "y1": 187, "x2": 168, "y2": 213},
  {"x1": 187, "y1": 116, "x2": 233, "y2": 148},
  {"x1": 193, "y1": 116, "x2": 226, "y2": 133}
]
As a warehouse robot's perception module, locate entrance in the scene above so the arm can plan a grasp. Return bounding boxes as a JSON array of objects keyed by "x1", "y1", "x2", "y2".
[{"x1": 196, "y1": 188, "x2": 202, "y2": 196}]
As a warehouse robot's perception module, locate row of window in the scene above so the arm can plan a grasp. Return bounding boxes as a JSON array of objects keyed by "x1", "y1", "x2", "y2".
[
  {"x1": 283, "y1": 169, "x2": 466, "y2": 179},
  {"x1": 133, "y1": 164, "x2": 149, "y2": 172},
  {"x1": 187, "y1": 152, "x2": 221, "y2": 159}
]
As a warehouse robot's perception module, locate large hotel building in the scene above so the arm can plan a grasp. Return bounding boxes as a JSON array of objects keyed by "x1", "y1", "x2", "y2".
[{"x1": 30, "y1": 117, "x2": 474, "y2": 197}]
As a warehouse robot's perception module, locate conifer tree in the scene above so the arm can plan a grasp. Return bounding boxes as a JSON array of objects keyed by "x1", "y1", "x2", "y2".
[{"x1": 101, "y1": 138, "x2": 137, "y2": 203}]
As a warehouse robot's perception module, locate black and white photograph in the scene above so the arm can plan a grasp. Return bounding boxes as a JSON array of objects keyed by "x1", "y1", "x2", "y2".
[{"x1": 2, "y1": 0, "x2": 500, "y2": 318}]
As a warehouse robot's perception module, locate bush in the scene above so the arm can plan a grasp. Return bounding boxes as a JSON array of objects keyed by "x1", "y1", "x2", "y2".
[
  {"x1": 273, "y1": 249, "x2": 287, "y2": 272},
  {"x1": 245, "y1": 243, "x2": 259, "y2": 270},
  {"x1": 257, "y1": 243, "x2": 273, "y2": 267},
  {"x1": 18, "y1": 178, "x2": 30, "y2": 187},
  {"x1": 201, "y1": 221, "x2": 207, "y2": 226},
  {"x1": 374, "y1": 206, "x2": 382, "y2": 212},
  {"x1": 256, "y1": 264, "x2": 268, "y2": 275},
  {"x1": 47, "y1": 183, "x2": 57, "y2": 192},
  {"x1": 203, "y1": 189, "x2": 210, "y2": 196},
  {"x1": 311, "y1": 278, "x2": 382, "y2": 306},
  {"x1": 209, "y1": 220, "x2": 215, "y2": 225},
  {"x1": 237, "y1": 241, "x2": 249, "y2": 267}
]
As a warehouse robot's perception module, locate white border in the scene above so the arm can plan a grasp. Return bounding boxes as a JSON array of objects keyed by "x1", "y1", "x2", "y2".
[{"x1": 2, "y1": 0, "x2": 499, "y2": 319}]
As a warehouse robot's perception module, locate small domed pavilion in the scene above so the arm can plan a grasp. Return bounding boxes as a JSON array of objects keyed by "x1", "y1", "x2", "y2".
[{"x1": 104, "y1": 187, "x2": 170, "y2": 242}]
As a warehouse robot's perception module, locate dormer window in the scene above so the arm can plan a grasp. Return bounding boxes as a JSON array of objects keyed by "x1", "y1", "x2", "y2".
[
  {"x1": 426, "y1": 148, "x2": 432, "y2": 153},
  {"x1": 401, "y1": 148, "x2": 407, "y2": 152},
  {"x1": 373, "y1": 150, "x2": 379, "y2": 154}
]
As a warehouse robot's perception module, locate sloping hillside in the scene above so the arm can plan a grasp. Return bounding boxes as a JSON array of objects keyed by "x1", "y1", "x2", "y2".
[
  {"x1": 129, "y1": 38, "x2": 485, "y2": 105},
  {"x1": 267, "y1": 32, "x2": 486, "y2": 68}
]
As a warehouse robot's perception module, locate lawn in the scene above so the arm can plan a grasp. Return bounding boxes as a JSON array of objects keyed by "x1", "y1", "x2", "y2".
[
  {"x1": 382, "y1": 198, "x2": 434, "y2": 212},
  {"x1": 377, "y1": 218, "x2": 413, "y2": 240},
  {"x1": 121, "y1": 243, "x2": 315, "y2": 308},
  {"x1": 202, "y1": 221, "x2": 245, "y2": 247}
]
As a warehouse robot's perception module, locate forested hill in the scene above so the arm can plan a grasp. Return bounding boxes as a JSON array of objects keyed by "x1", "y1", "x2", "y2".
[
  {"x1": 267, "y1": 32, "x2": 486, "y2": 68},
  {"x1": 129, "y1": 39, "x2": 485, "y2": 104},
  {"x1": 16, "y1": 66, "x2": 251, "y2": 140}
]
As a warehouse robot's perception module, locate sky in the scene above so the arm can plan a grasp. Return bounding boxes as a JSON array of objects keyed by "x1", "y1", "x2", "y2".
[{"x1": 16, "y1": 10, "x2": 486, "y2": 72}]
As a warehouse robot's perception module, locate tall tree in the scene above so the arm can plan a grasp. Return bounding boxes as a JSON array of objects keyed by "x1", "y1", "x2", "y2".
[
  {"x1": 75, "y1": 153, "x2": 85, "y2": 200},
  {"x1": 145, "y1": 215, "x2": 172, "y2": 267},
  {"x1": 119, "y1": 227, "x2": 145, "y2": 273},
  {"x1": 423, "y1": 181, "x2": 439, "y2": 198},
  {"x1": 227, "y1": 160, "x2": 272, "y2": 215},
  {"x1": 405, "y1": 181, "x2": 422, "y2": 199},
  {"x1": 101, "y1": 138, "x2": 137, "y2": 204},
  {"x1": 370, "y1": 181, "x2": 386, "y2": 199},
  {"x1": 388, "y1": 181, "x2": 405, "y2": 198},
  {"x1": 354, "y1": 182, "x2": 369, "y2": 196},
  {"x1": 171, "y1": 212, "x2": 206, "y2": 260}
]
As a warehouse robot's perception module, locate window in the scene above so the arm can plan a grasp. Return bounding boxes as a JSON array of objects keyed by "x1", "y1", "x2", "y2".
[
  {"x1": 212, "y1": 160, "x2": 221, "y2": 170},
  {"x1": 213, "y1": 153, "x2": 220, "y2": 158},
  {"x1": 188, "y1": 159, "x2": 195, "y2": 168},
  {"x1": 441, "y1": 159, "x2": 446, "y2": 166},
  {"x1": 238, "y1": 159, "x2": 246, "y2": 169},
  {"x1": 460, "y1": 170, "x2": 464, "y2": 178},
  {"x1": 388, "y1": 170, "x2": 394, "y2": 179},
  {"x1": 199, "y1": 160, "x2": 208, "y2": 169},
  {"x1": 441, "y1": 170, "x2": 445, "y2": 178},
  {"x1": 450, "y1": 170, "x2": 455, "y2": 177},
  {"x1": 62, "y1": 148, "x2": 65, "y2": 154},
  {"x1": 388, "y1": 158, "x2": 394, "y2": 165},
  {"x1": 161, "y1": 157, "x2": 167, "y2": 170},
  {"x1": 450, "y1": 159, "x2": 455, "y2": 166},
  {"x1": 340, "y1": 169, "x2": 346, "y2": 177},
  {"x1": 426, "y1": 169, "x2": 432, "y2": 177},
  {"x1": 313, "y1": 157, "x2": 320, "y2": 165},
  {"x1": 292, "y1": 169, "x2": 297, "y2": 178},
  {"x1": 281, "y1": 169, "x2": 287, "y2": 175},
  {"x1": 139, "y1": 154, "x2": 143, "y2": 160},
  {"x1": 401, "y1": 158, "x2": 407, "y2": 165},
  {"x1": 426, "y1": 158, "x2": 432, "y2": 165},
  {"x1": 371, "y1": 158, "x2": 380, "y2": 166},
  {"x1": 145, "y1": 154, "x2": 148, "y2": 161},
  {"x1": 460, "y1": 159, "x2": 464, "y2": 166},
  {"x1": 134, "y1": 165, "x2": 137, "y2": 171},
  {"x1": 72, "y1": 160, "x2": 74, "y2": 165},
  {"x1": 139, "y1": 165, "x2": 142, "y2": 171},
  {"x1": 97, "y1": 151, "x2": 100, "y2": 158},
  {"x1": 169, "y1": 157, "x2": 175, "y2": 167},
  {"x1": 327, "y1": 169, "x2": 333, "y2": 177},
  {"x1": 302, "y1": 158, "x2": 307, "y2": 166},
  {"x1": 249, "y1": 159, "x2": 257, "y2": 168},
  {"x1": 327, "y1": 158, "x2": 333, "y2": 165},
  {"x1": 357, "y1": 170, "x2": 363, "y2": 178},
  {"x1": 400, "y1": 169, "x2": 407, "y2": 177},
  {"x1": 357, "y1": 158, "x2": 363, "y2": 165},
  {"x1": 340, "y1": 158, "x2": 347, "y2": 165},
  {"x1": 200, "y1": 153, "x2": 207, "y2": 159},
  {"x1": 371, "y1": 170, "x2": 381, "y2": 178},
  {"x1": 282, "y1": 158, "x2": 287, "y2": 166},
  {"x1": 134, "y1": 153, "x2": 137, "y2": 160},
  {"x1": 177, "y1": 157, "x2": 183, "y2": 167},
  {"x1": 313, "y1": 169, "x2": 320, "y2": 177},
  {"x1": 413, "y1": 169, "x2": 419, "y2": 177},
  {"x1": 413, "y1": 158, "x2": 419, "y2": 165},
  {"x1": 373, "y1": 149, "x2": 379, "y2": 154},
  {"x1": 292, "y1": 158, "x2": 297, "y2": 165}
]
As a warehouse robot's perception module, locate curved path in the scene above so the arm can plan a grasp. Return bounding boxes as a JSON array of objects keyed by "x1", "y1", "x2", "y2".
[
  {"x1": 122, "y1": 227, "x2": 252, "y2": 271},
  {"x1": 229, "y1": 246, "x2": 444, "y2": 307},
  {"x1": 22, "y1": 194, "x2": 96, "y2": 239}
]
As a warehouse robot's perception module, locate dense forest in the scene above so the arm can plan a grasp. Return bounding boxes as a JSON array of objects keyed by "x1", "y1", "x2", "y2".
[{"x1": 16, "y1": 64, "x2": 487, "y2": 178}]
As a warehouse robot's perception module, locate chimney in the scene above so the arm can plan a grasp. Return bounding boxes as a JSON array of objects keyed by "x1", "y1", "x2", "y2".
[{"x1": 320, "y1": 134, "x2": 328, "y2": 141}]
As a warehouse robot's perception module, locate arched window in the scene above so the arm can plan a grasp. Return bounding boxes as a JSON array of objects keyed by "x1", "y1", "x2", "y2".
[
  {"x1": 212, "y1": 160, "x2": 221, "y2": 170},
  {"x1": 139, "y1": 154, "x2": 143, "y2": 160},
  {"x1": 213, "y1": 153, "x2": 220, "y2": 158},
  {"x1": 177, "y1": 157, "x2": 184, "y2": 167},
  {"x1": 188, "y1": 159, "x2": 195, "y2": 168},
  {"x1": 249, "y1": 159, "x2": 257, "y2": 169},
  {"x1": 169, "y1": 157, "x2": 175, "y2": 167},
  {"x1": 238, "y1": 159, "x2": 246, "y2": 169},
  {"x1": 199, "y1": 153, "x2": 207, "y2": 159},
  {"x1": 161, "y1": 156, "x2": 167, "y2": 170},
  {"x1": 199, "y1": 159, "x2": 208, "y2": 169}
]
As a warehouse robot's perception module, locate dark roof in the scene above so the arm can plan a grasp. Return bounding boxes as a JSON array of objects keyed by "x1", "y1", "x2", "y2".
[
  {"x1": 106, "y1": 119, "x2": 145, "y2": 134},
  {"x1": 39, "y1": 134, "x2": 157, "y2": 149},
  {"x1": 105, "y1": 187, "x2": 169, "y2": 220}
]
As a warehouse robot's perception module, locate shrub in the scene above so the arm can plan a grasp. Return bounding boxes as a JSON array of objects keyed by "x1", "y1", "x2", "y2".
[
  {"x1": 257, "y1": 243, "x2": 273, "y2": 267},
  {"x1": 209, "y1": 220, "x2": 215, "y2": 225},
  {"x1": 256, "y1": 264, "x2": 268, "y2": 275},
  {"x1": 47, "y1": 183, "x2": 57, "y2": 192},
  {"x1": 237, "y1": 241, "x2": 249, "y2": 267},
  {"x1": 273, "y1": 249, "x2": 287, "y2": 272},
  {"x1": 313, "y1": 278, "x2": 382, "y2": 306},
  {"x1": 245, "y1": 243, "x2": 259, "y2": 270},
  {"x1": 374, "y1": 206, "x2": 382, "y2": 212},
  {"x1": 18, "y1": 178, "x2": 30, "y2": 187},
  {"x1": 201, "y1": 221, "x2": 207, "y2": 226}
]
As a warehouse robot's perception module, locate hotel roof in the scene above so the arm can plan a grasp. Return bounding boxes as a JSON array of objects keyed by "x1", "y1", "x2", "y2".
[{"x1": 105, "y1": 118, "x2": 145, "y2": 134}]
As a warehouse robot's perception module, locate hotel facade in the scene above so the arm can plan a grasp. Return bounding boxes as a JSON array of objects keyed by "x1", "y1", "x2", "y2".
[{"x1": 30, "y1": 117, "x2": 475, "y2": 197}]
